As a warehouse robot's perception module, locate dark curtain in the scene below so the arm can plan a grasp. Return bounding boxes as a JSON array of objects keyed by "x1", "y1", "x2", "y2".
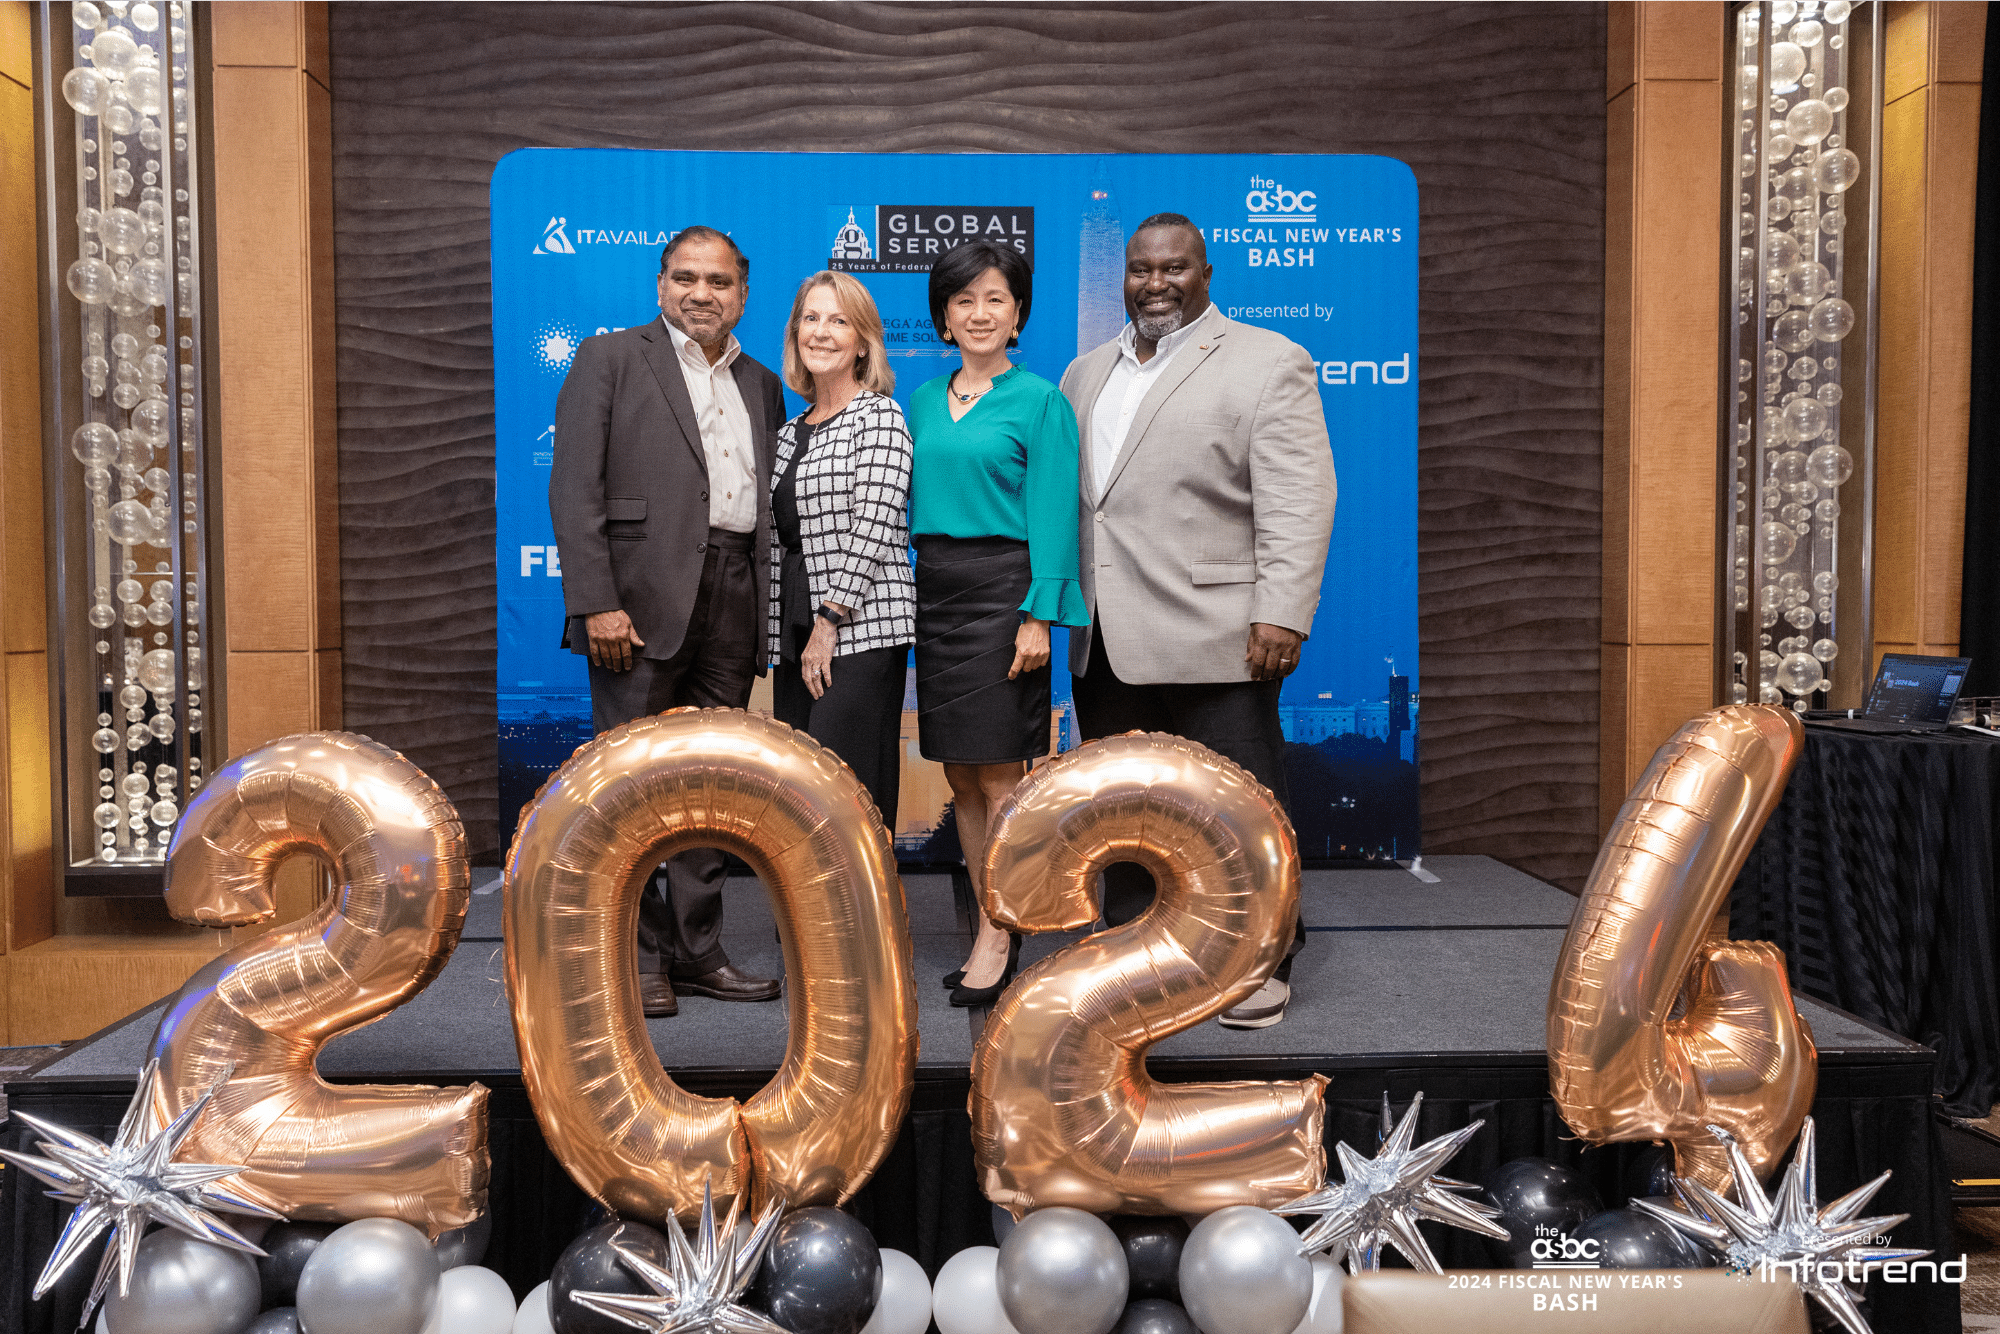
[{"x1": 1963, "y1": 3, "x2": 2000, "y2": 694}]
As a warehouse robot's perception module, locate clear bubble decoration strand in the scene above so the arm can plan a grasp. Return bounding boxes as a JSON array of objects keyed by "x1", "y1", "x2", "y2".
[
  {"x1": 1723, "y1": 1, "x2": 1873, "y2": 713},
  {"x1": 55, "y1": 1, "x2": 214, "y2": 868}
]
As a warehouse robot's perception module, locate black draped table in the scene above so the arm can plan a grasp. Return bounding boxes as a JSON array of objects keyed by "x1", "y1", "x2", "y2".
[{"x1": 1731, "y1": 723, "x2": 2000, "y2": 1118}]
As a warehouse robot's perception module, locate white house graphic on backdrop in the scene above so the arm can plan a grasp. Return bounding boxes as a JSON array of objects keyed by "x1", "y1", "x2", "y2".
[
  {"x1": 534, "y1": 217, "x2": 575, "y2": 255},
  {"x1": 831, "y1": 208, "x2": 873, "y2": 261}
]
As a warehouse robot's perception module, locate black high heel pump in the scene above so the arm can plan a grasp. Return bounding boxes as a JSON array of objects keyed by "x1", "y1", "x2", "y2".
[{"x1": 948, "y1": 934, "x2": 1022, "y2": 1009}]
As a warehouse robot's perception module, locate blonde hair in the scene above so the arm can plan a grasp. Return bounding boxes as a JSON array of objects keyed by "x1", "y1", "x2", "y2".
[{"x1": 782, "y1": 271, "x2": 895, "y2": 400}]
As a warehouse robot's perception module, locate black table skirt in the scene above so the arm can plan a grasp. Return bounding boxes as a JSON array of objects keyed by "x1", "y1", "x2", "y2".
[
  {"x1": 2, "y1": 1062, "x2": 1957, "y2": 1334},
  {"x1": 1731, "y1": 725, "x2": 2000, "y2": 1118}
]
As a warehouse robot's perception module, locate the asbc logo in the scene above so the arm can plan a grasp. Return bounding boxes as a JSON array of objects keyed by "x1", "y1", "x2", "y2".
[
  {"x1": 1245, "y1": 182, "x2": 1317, "y2": 223},
  {"x1": 534, "y1": 217, "x2": 575, "y2": 256}
]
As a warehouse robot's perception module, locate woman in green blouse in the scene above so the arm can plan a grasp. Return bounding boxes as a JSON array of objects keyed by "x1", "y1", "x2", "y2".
[{"x1": 909, "y1": 239, "x2": 1087, "y2": 1007}]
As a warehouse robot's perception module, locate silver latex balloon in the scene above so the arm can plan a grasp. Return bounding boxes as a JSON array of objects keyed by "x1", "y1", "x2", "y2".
[
  {"x1": 1177, "y1": 1207, "x2": 1313, "y2": 1334},
  {"x1": 100, "y1": 1231, "x2": 260, "y2": 1334},
  {"x1": 294, "y1": 1218, "x2": 442, "y2": 1334},
  {"x1": 995, "y1": 1207, "x2": 1129, "y2": 1334},
  {"x1": 435, "y1": 1210, "x2": 493, "y2": 1270}
]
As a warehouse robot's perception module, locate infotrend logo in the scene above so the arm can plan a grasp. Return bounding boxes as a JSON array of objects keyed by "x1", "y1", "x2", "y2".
[{"x1": 533, "y1": 216, "x2": 576, "y2": 255}]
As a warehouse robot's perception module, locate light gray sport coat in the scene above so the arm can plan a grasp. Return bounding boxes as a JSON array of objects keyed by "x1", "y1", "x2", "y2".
[
  {"x1": 1059, "y1": 308, "x2": 1337, "y2": 684},
  {"x1": 549, "y1": 318, "x2": 783, "y2": 664}
]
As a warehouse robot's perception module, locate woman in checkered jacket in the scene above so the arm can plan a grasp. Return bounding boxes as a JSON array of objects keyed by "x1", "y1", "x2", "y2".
[{"x1": 766, "y1": 271, "x2": 916, "y2": 825}]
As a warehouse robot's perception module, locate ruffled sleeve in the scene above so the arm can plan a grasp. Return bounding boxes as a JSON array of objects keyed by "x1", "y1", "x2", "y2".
[{"x1": 1019, "y1": 384, "x2": 1090, "y2": 627}]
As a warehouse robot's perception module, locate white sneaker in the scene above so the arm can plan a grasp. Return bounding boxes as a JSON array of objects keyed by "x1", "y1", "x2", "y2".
[{"x1": 1218, "y1": 978, "x2": 1290, "y2": 1029}]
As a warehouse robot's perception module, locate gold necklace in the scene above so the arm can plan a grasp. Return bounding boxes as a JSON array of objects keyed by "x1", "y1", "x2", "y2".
[{"x1": 950, "y1": 369, "x2": 994, "y2": 404}]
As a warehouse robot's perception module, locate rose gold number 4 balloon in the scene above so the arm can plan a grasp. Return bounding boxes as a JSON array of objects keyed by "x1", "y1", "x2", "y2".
[
  {"x1": 971, "y1": 732, "x2": 1328, "y2": 1217},
  {"x1": 1548, "y1": 705, "x2": 1818, "y2": 1191},
  {"x1": 147, "y1": 733, "x2": 488, "y2": 1235},
  {"x1": 503, "y1": 709, "x2": 919, "y2": 1224}
]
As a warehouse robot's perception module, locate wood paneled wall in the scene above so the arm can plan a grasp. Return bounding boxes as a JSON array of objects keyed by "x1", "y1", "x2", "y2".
[
  {"x1": 0, "y1": 1, "x2": 54, "y2": 1016},
  {"x1": 1874, "y1": 0, "x2": 1985, "y2": 664},
  {"x1": 329, "y1": 1, "x2": 1610, "y2": 889},
  {"x1": 1600, "y1": 2, "x2": 1724, "y2": 832}
]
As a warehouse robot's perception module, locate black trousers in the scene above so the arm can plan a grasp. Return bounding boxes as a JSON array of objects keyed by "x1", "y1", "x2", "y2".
[
  {"x1": 1070, "y1": 620, "x2": 1306, "y2": 983},
  {"x1": 773, "y1": 632, "x2": 909, "y2": 828},
  {"x1": 586, "y1": 530, "x2": 759, "y2": 977}
]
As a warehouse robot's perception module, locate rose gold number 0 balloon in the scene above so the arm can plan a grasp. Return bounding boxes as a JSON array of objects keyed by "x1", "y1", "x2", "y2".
[
  {"x1": 504, "y1": 709, "x2": 918, "y2": 1224},
  {"x1": 1548, "y1": 705, "x2": 1817, "y2": 1190},
  {"x1": 147, "y1": 732, "x2": 488, "y2": 1233},
  {"x1": 971, "y1": 732, "x2": 1327, "y2": 1217}
]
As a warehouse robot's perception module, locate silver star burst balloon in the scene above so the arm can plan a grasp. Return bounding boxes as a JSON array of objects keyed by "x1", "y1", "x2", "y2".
[
  {"x1": 571, "y1": 1178, "x2": 789, "y2": 1334},
  {"x1": 0, "y1": 1060, "x2": 280, "y2": 1326},
  {"x1": 1274, "y1": 1091, "x2": 1508, "y2": 1274},
  {"x1": 1632, "y1": 1119, "x2": 1928, "y2": 1334}
]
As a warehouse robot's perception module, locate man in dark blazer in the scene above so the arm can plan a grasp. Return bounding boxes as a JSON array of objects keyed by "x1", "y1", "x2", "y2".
[{"x1": 550, "y1": 226, "x2": 784, "y2": 1017}]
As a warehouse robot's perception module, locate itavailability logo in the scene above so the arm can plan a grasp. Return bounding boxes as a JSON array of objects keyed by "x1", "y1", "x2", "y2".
[{"x1": 534, "y1": 217, "x2": 575, "y2": 255}]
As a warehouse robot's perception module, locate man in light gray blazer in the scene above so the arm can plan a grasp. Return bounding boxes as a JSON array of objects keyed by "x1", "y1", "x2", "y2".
[
  {"x1": 550, "y1": 227, "x2": 784, "y2": 1018},
  {"x1": 1061, "y1": 213, "x2": 1337, "y2": 1030}
]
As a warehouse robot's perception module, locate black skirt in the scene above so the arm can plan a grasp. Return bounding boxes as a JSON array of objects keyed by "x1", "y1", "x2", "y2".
[{"x1": 914, "y1": 535, "x2": 1050, "y2": 765}]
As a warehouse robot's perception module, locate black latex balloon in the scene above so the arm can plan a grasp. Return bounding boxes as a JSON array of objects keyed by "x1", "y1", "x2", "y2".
[
  {"x1": 1112, "y1": 1297, "x2": 1199, "y2": 1334},
  {"x1": 1482, "y1": 1158, "x2": 1605, "y2": 1267},
  {"x1": 550, "y1": 1219, "x2": 674, "y2": 1334},
  {"x1": 1621, "y1": 1144, "x2": 1679, "y2": 1203},
  {"x1": 752, "y1": 1207, "x2": 883, "y2": 1334},
  {"x1": 246, "y1": 1310, "x2": 302, "y2": 1334},
  {"x1": 435, "y1": 1209, "x2": 494, "y2": 1270},
  {"x1": 1109, "y1": 1216, "x2": 1189, "y2": 1303},
  {"x1": 1622, "y1": 1199, "x2": 1717, "y2": 1268},
  {"x1": 256, "y1": 1222, "x2": 339, "y2": 1308},
  {"x1": 1574, "y1": 1206, "x2": 1706, "y2": 1269}
]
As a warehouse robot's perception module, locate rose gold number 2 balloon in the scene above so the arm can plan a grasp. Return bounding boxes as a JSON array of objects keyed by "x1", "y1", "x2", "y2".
[
  {"x1": 504, "y1": 709, "x2": 918, "y2": 1224},
  {"x1": 970, "y1": 732, "x2": 1327, "y2": 1217},
  {"x1": 1548, "y1": 705, "x2": 1818, "y2": 1190},
  {"x1": 147, "y1": 732, "x2": 488, "y2": 1234}
]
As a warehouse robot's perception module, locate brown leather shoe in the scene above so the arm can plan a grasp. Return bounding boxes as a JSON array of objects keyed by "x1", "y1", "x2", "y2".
[
  {"x1": 671, "y1": 963, "x2": 781, "y2": 1002},
  {"x1": 639, "y1": 975, "x2": 678, "y2": 1017}
]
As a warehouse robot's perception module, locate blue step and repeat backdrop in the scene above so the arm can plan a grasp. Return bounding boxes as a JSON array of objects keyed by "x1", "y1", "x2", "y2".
[{"x1": 491, "y1": 150, "x2": 1418, "y2": 862}]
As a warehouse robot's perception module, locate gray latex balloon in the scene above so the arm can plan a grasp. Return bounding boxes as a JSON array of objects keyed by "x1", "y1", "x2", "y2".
[
  {"x1": 247, "y1": 1311, "x2": 303, "y2": 1334},
  {"x1": 435, "y1": 1210, "x2": 493, "y2": 1270},
  {"x1": 100, "y1": 1230, "x2": 261, "y2": 1334},
  {"x1": 990, "y1": 1203, "x2": 1018, "y2": 1245},
  {"x1": 995, "y1": 1207, "x2": 1128, "y2": 1334},
  {"x1": 1112, "y1": 1299, "x2": 1197, "y2": 1334},
  {"x1": 294, "y1": 1218, "x2": 442, "y2": 1334},
  {"x1": 1177, "y1": 1207, "x2": 1313, "y2": 1334}
]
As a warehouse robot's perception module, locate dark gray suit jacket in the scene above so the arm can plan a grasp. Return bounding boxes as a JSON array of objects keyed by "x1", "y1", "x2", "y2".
[{"x1": 550, "y1": 317, "x2": 783, "y2": 664}]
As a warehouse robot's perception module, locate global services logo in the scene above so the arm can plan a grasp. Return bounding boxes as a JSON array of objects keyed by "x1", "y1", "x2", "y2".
[
  {"x1": 533, "y1": 216, "x2": 575, "y2": 255},
  {"x1": 829, "y1": 204, "x2": 1033, "y2": 274}
]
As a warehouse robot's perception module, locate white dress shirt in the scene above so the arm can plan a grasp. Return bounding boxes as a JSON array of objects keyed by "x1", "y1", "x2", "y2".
[
  {"x1": 1089, "y1": 302, "x2": 1219, "y2": 497},
  {"x1": 664, "y1": 317, "x2": 758, "y2": 533}
]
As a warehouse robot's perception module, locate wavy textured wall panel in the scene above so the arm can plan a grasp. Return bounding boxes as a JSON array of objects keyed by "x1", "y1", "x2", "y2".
[{"x1": 330, "y1": 1, "x2": 1606, "y2": 885}]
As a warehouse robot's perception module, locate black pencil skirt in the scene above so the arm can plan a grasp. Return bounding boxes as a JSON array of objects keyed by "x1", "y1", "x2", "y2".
[{"x1": 914, "y1": 535, "x2": 1051, "y2": 765}]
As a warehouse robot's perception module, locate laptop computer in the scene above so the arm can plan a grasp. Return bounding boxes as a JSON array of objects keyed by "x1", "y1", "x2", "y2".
[{"x1": 1807, "y1": 653, "x2": 1972, "y2": 734}]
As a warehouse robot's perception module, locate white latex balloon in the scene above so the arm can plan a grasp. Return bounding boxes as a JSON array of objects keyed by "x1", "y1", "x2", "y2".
[
  {"x1": 420, "y1": 1267, "x2": 516, "y2": 1334},
  {"x1": 860, "y1": 1249, "x2": 934, "y2": 1334},
  {"x1": 1291, "y1": 1255, "x2": 1345, "y2": 1333},
  {"x1": 509, "y1": 1281, "x2": 555, "y2": 1334},
  {"x1": 932, "y1": 1247, "x2": 1022, "y2": 1334}
]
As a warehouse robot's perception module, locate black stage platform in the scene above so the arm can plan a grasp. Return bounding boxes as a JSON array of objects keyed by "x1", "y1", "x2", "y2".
[{"x1": 1, "y1": 857, "x2": 1959, "y2": 1333}]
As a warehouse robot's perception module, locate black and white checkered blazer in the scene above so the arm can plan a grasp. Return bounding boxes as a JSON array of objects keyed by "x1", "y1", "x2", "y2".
[{"x1": 765, "y1": 391, "x2": 917, "y2": 661}]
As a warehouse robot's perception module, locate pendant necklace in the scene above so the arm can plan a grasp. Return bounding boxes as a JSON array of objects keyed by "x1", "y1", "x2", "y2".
[{"x1": 950, "y1": 370, "x2": 994, "y2": 404}]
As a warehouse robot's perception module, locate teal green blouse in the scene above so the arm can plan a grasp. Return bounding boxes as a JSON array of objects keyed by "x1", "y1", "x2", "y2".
[{"x1": 907, "y1": 366, "x2": 1089, "y2": 627}]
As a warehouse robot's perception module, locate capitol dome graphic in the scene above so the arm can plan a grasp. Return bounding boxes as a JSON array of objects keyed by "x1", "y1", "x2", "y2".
[{"x1": 831, "y1": 208, "x2": 873, "y2": 260}]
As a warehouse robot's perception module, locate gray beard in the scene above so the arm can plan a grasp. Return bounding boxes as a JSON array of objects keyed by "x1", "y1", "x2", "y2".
[{"x1": 1133, "y1": 307, "x2": 1185, "y2": 341}]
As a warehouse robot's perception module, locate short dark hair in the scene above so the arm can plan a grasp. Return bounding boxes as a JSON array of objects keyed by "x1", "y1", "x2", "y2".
[
  {"x1": 927, "y1": 240, "x2": 1033, "y2": 347},
  {"x1": 660, "y1": 225, "x2": 749, "y2": 280},
  {"x1": 1132, "y1": 212, "x2": 1207, "y2": 264}
]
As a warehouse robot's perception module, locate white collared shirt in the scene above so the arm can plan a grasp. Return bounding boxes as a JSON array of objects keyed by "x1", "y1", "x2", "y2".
[
  {"x1": 1089, "y1": 302, "x2": 1218, "y2": 497},
  {"x1": 664, "y1": 317, "x2": 758, "y2": 533}
]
